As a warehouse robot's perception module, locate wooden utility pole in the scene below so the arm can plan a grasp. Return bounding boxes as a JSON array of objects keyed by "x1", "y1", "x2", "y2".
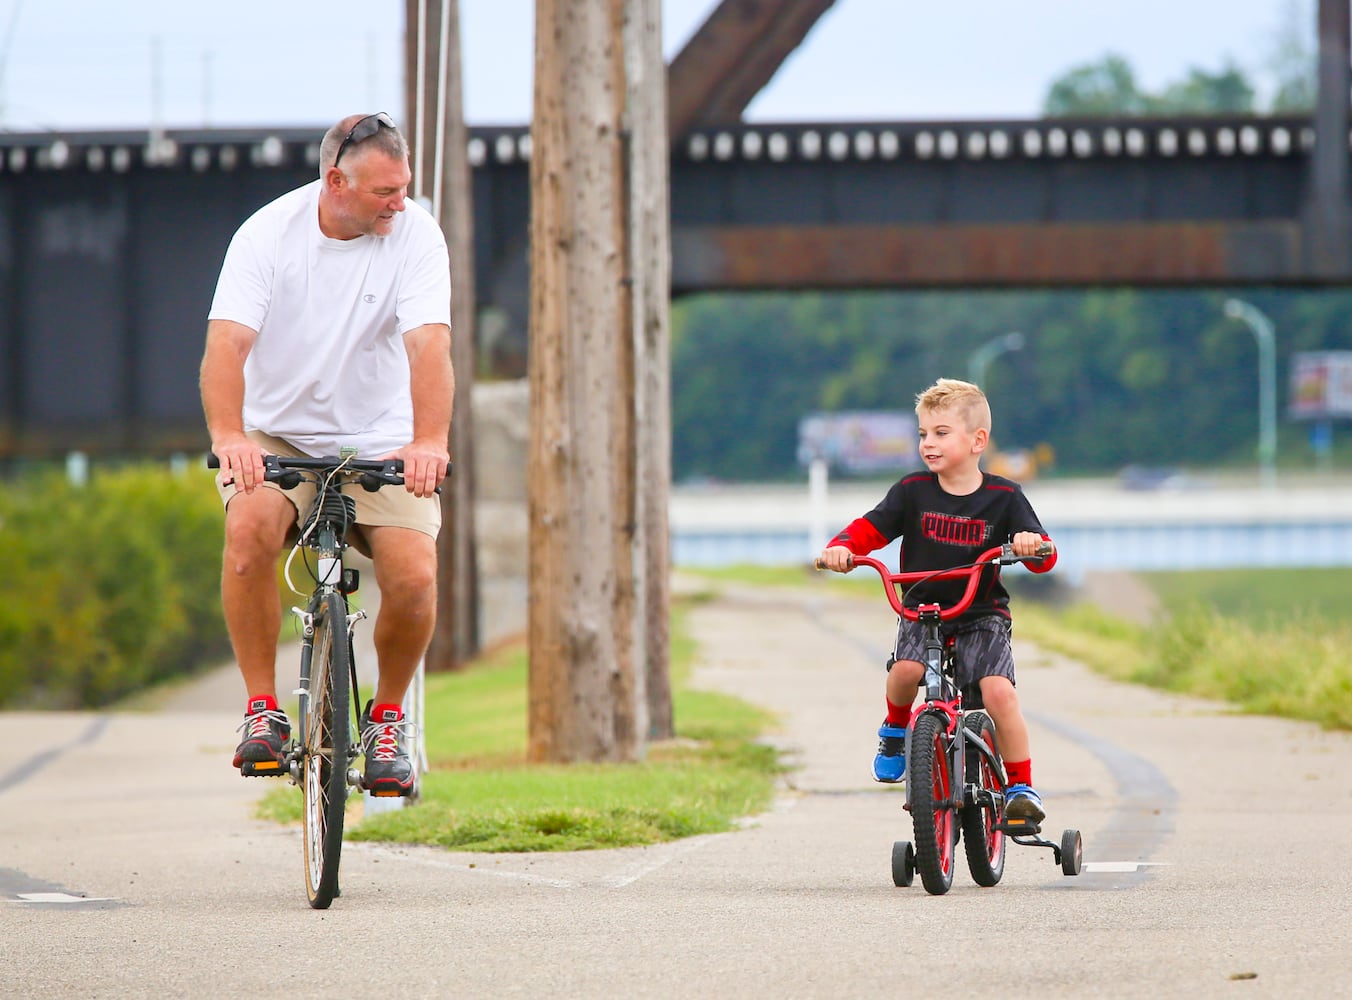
[
  {"x1": 626, "y1": 0, "x2": 674, "y2": 740},
  {"x1": 528, "y1": 0, "x2": 670, "y2": 761},
  {"x1": 404, "y1": 0, "x2": 480, "y2": 668}
]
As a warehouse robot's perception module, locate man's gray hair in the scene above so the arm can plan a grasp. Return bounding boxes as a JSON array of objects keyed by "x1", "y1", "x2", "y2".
[{"x1": 319, "y1": 114, "x2": 409, "y2": 177}]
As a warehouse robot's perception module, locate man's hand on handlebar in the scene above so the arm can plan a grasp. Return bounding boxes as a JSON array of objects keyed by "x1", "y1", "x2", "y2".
[
  {"x1": 1010, "y1": 532, "x2": 1054, "y2": 560},
  {"x1": 817, "y1": 544, "x2": 855, "y2": 573},
  {"x1": 386, "y1": 438, "x2": 450, "y2": 499},
  {"x1": 212, "y1": 434, "x2": 267, "y2": 494}
]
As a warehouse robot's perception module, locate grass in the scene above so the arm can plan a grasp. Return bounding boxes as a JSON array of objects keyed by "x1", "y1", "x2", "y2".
[
  {"x1": 256, "y1": 601, "x2": 785, "y2": 851},
  {"x1": 1140, "y1": 567, "x2": 1352, "y2": 626},
  {"x1": 1013, "y1": 567, "x2": 1352, "y2": 731}
]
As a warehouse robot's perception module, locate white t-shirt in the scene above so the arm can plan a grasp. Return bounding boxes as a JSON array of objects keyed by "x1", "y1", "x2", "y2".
[{"x1": 208, "y1": 180, "x2": 451, "y2": 457}]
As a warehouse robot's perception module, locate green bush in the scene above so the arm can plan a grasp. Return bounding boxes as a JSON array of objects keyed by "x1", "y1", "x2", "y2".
[{"x1": 0, "y1": 463, "x2": 228, "y2": 708}]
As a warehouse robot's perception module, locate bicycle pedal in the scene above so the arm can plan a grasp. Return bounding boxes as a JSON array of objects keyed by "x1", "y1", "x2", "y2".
[
  {"x1": 369, "y1": 790, "x2": 404, "y2": 798},
  {"x1": 239, "y1": 759, "x2": 286, "y2": 777},
  {"x1": 997, "y1": 818, "x2": 1041, "y2": 835}
]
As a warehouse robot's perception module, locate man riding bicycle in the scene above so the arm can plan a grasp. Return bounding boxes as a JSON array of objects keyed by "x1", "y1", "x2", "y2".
[{"x1": 200, "y1": 112, "x2": 453, "y2": 796}]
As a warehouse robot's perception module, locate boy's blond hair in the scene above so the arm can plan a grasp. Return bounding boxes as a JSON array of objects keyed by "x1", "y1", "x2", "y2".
[{"x1": 914, "y1": 378, "x2": 992, "y2": 434}]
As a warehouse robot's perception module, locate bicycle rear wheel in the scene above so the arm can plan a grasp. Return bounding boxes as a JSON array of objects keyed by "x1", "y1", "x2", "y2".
[
  {"x1": 960, "y1": 710, "x2": 1006, "y2": 887},
  {"x1": 909, "y1": 711, "x2": 957, "y2": 895},
  {"x1": 302, "y1": 592, "x2": 351, "y2": 909}
]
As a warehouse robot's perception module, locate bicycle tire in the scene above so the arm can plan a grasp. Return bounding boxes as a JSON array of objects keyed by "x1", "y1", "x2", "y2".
[
  {"x1": 909, "y1": 711, "x2": 957, "y2": 895},
  {"x1": 960, "y1": 711, "x2": 1006, "y2": 887},
  {"x1": 302, "y1": 592, "x2": 351, "y2": 909}
]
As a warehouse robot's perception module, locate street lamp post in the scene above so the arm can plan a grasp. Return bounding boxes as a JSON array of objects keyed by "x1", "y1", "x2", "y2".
[
  {"x1": 967, "y1": 332, "x2": 1025, "y2": 388},
  {"x1": 1223, "y1": 298, "x2": 1277, "y2": 488}
]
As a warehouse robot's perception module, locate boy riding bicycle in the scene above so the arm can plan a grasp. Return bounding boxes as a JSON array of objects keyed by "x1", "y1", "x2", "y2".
[{"x1": 817, "y1": 378, "x2": 1056, "y2": 822}]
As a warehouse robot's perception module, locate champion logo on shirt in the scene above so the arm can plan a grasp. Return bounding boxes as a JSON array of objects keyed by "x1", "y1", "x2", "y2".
[{"x1": 363, "y1": 294, "x2": 377, "y2": 303}]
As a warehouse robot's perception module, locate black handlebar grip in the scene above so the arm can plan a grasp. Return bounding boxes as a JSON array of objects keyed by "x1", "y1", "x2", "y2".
[
  {"x1": 814, "y1": 555, "x2": 854, "y2": 570},
  {"x1": 1003, "y1": 541, "x2": 1054, "y2": 562},
  {"x1": 206, "y1": 453, "x2": 220, "y2": 469}
]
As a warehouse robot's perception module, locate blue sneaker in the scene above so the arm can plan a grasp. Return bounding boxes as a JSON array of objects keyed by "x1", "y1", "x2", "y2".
[
  {"x1": 872, "y1": 723, "x2": 907, "y2": 783},
  {"x1": 1005, "y1": 783, "x2": 1045, "y2": 823}
]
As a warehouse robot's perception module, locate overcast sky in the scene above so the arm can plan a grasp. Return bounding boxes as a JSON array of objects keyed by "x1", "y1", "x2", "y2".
[{"x1": 0, "y1": 0, "x2": 1308, "y2": 132}]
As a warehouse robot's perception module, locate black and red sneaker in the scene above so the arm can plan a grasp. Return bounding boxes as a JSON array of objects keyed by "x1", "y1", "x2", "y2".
[
  {"x1": 360, "y1": 701, "x2": 415, "y2": 797},
  {"x1": 233, "y1": 695, "x2": 291, "y2": 776}
]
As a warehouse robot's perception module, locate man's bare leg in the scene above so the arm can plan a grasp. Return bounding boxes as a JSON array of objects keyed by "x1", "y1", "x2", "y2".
[
  {"x1": 363, "y1": 524, "x2": 438, "y2": 707},
  {"x1": 221, "y1": 488, "x2": 295, "y2": 701}
]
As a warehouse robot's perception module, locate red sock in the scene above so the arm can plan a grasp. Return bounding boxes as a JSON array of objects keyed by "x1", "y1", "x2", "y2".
[
  {"x1": 370, "y1": 702, "x2": 404, "y2": 723},
  {"x1": 1006, "y1": 759, "x2": 1032, "y2": 786},
  {"x1": 885, "y1": 699, "x2": 912, "y2": 728},
  {"x1": 246, "y1": 694, "x2": 279, "y2": 715}
]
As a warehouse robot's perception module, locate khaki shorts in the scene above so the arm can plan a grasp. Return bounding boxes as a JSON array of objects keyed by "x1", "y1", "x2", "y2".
[{"x1": 215, "y1": 430, "x2": 442, "y2": 542}]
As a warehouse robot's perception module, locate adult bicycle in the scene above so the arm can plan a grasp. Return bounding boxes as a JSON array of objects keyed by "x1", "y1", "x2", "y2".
[
  {"x1": 211, "y1": 451, "x2": 439, "y2": 908},
  {"x1": 818, "y1": 544, "x2": 1083, "y2": 895}
]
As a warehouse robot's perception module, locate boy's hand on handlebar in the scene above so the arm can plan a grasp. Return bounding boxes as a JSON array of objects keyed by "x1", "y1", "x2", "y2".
[
  {"x1": 212, "y1": 435, "x2": 267, "y2": 494},
  {"x1": 1010, "y1": 532, "x2": 1053, "y2": 559},
  {"x1": 816, "y1": 544, "x2": 855, "y2": 573}
]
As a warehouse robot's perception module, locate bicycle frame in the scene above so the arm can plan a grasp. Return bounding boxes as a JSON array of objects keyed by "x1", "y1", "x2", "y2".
[
  {"x1": 906, "y1": 605, "x2": 1008, "y2": 818},
  {"x1": 288, "y1": 469, "x2": 366, "y2": 762},
  {"x1": 262, "y1": 452, "x2": 436, "y2": 793}
]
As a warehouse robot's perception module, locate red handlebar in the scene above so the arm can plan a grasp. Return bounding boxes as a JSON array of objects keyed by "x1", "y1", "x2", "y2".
[{"x1": 815, "y1": 545, "x2": 1011, "y2": 621}]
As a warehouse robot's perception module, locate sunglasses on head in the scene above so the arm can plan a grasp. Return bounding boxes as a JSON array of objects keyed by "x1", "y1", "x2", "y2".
[{"x1": 333, "y1": 112, "x2": 396, "y2": 167}]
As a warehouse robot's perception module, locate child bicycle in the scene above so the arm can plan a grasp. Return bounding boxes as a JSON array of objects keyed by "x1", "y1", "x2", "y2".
[
  {"x1": 818, "y1": 543, "x2": 1083, "y2": 895},
  {"x1": 210, "y1": 451, "x2": 439, "y2": 909}
]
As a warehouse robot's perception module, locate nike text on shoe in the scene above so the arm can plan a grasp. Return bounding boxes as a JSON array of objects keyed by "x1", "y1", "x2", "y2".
[
  {"x1": 1004, "y1": 783, "x2": 1046, "y2": 824},
  {"x1": 233, "y1": 696, "x2": 291, "y2": 775},
  {"x1": 361, "y1": 701, "x2": 415, "y2": 797},
  {"x1": 872, "y1": 722, "x2": 907, "y2": 783}
]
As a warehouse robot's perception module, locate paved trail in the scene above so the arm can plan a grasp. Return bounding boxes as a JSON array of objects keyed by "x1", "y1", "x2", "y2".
[{"x1": 1, "y1": 577, "x2": 1349, "y2": 999}]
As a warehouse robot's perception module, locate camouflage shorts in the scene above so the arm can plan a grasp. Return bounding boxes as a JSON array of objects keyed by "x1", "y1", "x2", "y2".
[{"x1": 891, "y1": 615, "x2": 1016, "y2": 696}]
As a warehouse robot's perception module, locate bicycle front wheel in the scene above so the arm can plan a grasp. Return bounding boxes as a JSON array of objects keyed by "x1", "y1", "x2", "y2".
[
  {"x1": 302, "y1": 592, "x2": 352, "y2": 909},
  {"x1": 909, "y1": 711, "x2": 957, "y2": 895}
]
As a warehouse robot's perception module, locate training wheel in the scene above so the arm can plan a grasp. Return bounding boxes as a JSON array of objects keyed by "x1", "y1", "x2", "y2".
[
  {"x1": 1060, "y1": 829, "x2": 1083, "y2": 876},
  {"x1": 891, "y1": 840, "x2": 916, "y2": 887}
]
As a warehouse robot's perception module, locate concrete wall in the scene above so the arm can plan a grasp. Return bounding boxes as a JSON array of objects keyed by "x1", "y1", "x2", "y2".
[{"x1": 472, "y1": 380, "x2": 528, "y2": 643}]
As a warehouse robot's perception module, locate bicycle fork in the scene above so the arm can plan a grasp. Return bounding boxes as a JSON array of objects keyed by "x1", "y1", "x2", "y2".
[
  {"x1": 343, "y1": 606, "x2": 367, "y2": 790},
  {"x1": 286, "y1": 600, "x2": 368, "y2": 787},
  {"x1": 289, "y1": 604, "x2": 317, "y2": 785},
  {"x1": 904, "y1": 619, "x2": 962, "y2": 813}
]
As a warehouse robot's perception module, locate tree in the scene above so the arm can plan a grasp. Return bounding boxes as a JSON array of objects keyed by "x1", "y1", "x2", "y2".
[
  {"x1": 1042, "y1": 55, "x2": 1146, "y2": 116},
  {"x1": 1149, "y1": 63, "x2": 1255, "y2": 114},
  {"x1": 1267, "y1": 0, "x2": 1316, "y2": 112},
  {"x1": 1043, "y1": 54, "x2": 1259, "y2": 117}
]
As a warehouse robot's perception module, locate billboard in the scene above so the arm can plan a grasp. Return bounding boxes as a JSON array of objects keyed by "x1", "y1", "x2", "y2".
[
  {"x1": 1288, "y1": 351, "x2": 1352, "y2": 419},
  {"x1": 797, "y1": 411, "x2": 916, "y2": 474}
]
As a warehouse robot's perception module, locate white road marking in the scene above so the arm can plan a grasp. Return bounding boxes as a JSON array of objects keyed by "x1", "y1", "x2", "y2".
[
  {"x1": 10, "y1": 892, "x2": 116, "y2": 904},
  {"x1": 1082, "y1": 861, "x2": 1171, "y2": 874}
]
